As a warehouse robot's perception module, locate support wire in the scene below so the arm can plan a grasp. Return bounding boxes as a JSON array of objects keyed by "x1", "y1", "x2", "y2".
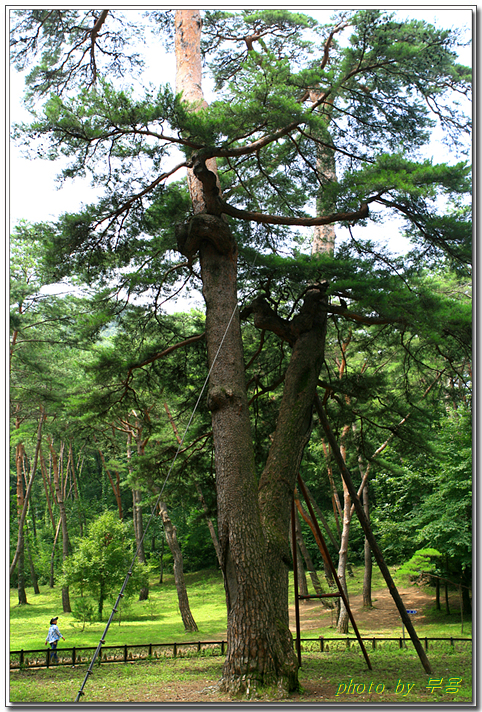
[{"x1": 74, "y1": 304, "x2": 239, "y2": 702}]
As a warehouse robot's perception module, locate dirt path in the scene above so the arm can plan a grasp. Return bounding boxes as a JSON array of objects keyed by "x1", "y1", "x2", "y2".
[{"x1": 289, "y1": 584, "x2": 446, "y2": 635}]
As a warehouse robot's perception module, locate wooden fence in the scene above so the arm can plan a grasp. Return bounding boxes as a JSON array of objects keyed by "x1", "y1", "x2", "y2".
[{"x1": 10, "y1": 636, "x2": 471, "y2": 670}]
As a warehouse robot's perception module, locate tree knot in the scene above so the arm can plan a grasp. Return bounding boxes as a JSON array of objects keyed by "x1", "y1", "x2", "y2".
[
  {"x1": 207, "y1": 386, "x2": 235, "y2": 412},
  {"x1": 176, "y1": 213, "x2": 234, "y2": 261}
]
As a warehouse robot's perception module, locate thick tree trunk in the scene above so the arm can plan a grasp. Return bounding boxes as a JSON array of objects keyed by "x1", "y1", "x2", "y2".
[
  {"x1": 176, "y1": 10, "x2": 297, "y2": 694},
  {"x1": 158, "y1": 500, "x2": 198, "y2": 632},
  {"x1": 199, "y1": 226, "x2": 293, "y2": 692}
]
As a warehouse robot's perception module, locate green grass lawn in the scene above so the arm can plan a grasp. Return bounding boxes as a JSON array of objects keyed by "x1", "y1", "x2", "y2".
[
  {"x1": 10, "y1": 566, "x2": 471, "y2": 650},
  {"x1": 9, "y1": 566, "x2": 472, "y2": 703},
  {"x1": 9, "y1": 647, "x2": 472, "y2": 704},
  {"x1": 10, "y1": 569, "x2": 228, "y2": 651}
]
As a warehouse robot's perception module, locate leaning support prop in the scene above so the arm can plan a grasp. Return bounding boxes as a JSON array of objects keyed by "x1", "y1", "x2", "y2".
[{"x1": 314, "y1": 394, "x2": 433, "y2": 675}]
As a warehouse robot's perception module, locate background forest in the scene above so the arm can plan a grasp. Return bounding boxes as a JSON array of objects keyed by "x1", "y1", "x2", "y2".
[{"x1": 9, "y1": 7, "x2": 471, "y2": 693}]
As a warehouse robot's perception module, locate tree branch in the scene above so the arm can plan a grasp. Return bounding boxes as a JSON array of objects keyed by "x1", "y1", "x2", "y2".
[{"x1": 219, "y1": 200, "x2": 369, "y2": 227}]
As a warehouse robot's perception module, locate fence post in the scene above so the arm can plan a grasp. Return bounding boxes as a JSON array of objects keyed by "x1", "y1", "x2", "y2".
[
  {"x1": 399, "y1": 638, "x2": 403, "y2": 649},
  {"x1": 372, "y1": 638, "x2": 376, "y2": 650},
  {"x1": 173, "y1": 643, "x2": 177, "y2": 658},
  {"x1": 221, "y1": 641, "x2": 225, "y2": 655},
  {"x1": 72, "y1": 648, "x2": 76, "y2": 667},
  {"x1": 319, "y1": 636, "x2": 324, "y2": 653},
  {"x1": 149, "y1": 644, "x2": 152, "y2": 657},
  {"x1": 124, "y1": 645, "x2": 128, "y2": 663},
  {"x1": 450, "y1": 637, "x2": 454, "y2": 647},
  {"x1": 20, "y1": 650, "x2": 24, "y2": 666},
  {"x1": 425, "y1": 637, "x2": 428, "y2": 651},
  {"x1": 197, "y1": 642, "x2": 201, "y2": 652}
]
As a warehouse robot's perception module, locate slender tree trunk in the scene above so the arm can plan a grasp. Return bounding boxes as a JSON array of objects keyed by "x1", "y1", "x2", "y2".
[
  {"x1": 435, "y1": 578, "x2": 441, "y2": 610},
  {"x1": 301, "y1": 481, "x2": 336, "y2": 585},
  {"x1": 159, "y1": 532, "x2": 165, "y2": 584},
  {"x1": 48, "y1": 438, "x2": 71, "y2": 612},
  {"x1": 26, "y1": 534, "x2": 40, "y2": 595},
  {"x1": 315, "y1": 395, "x2": 433, "y2": 674},
  {"x1": 97, "y1": 446, "x2": 123, "y2": 519},
  {"x1": 195, "y1": 482, "x2": 223, "y2": 567},
  {"x1": 50, "y1": 518, "x2": 62, "y2": 588},
  {"x1": 164, "y1": 402, "x2": 223, "y2": 568},
  {"x1": 289, "y1": 523, "x2": 308, "y2": 599},
  {"x1": 39, "y1": 449, "x2": 56, "y2": 532},
  {"x1": 336, "y1": 426, "x2": 352, "y2": 634},
  {"x1": 132, "y1": 489, "x2": 149, "y2": 601},
  {"x1": 336, "y1": 476, "x2": 351, "y2": 633},
  {"x1": 362, "y1": 483, "x2": 373, "y2": 608},
  {"x1": 15, "y1": 442, "x2": 28, "y2": 604},
  {"x1": 10, "y1": 410, "x2": 44, "y2": 578},
  {"x1": 126, "y1": 419, "x2": 151, "y2": 601},
  {"x1": 69, "y1": 443, "x2": 85, "y2": 536},
  {"x1": 293, "y1": 510, "x2": 332, "y2": 607},
  {"x1": 158, "y1": 500, "x2": 198, "y2": 632}
]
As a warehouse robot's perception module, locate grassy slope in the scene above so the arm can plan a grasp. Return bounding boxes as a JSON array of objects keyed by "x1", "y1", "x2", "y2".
[{"x1": 10, "y1": 566, "x2": 471, "y2": 649}]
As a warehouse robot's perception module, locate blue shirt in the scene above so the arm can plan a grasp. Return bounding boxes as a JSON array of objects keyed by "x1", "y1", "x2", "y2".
[{"x1": 46, "y1": 624, "x2": 62, "y2": 643}]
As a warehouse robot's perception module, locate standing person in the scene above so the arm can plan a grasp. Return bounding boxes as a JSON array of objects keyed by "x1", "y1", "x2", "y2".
[{"x1": 45, "y1": 617, "x2": 65, "y2": 664}]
